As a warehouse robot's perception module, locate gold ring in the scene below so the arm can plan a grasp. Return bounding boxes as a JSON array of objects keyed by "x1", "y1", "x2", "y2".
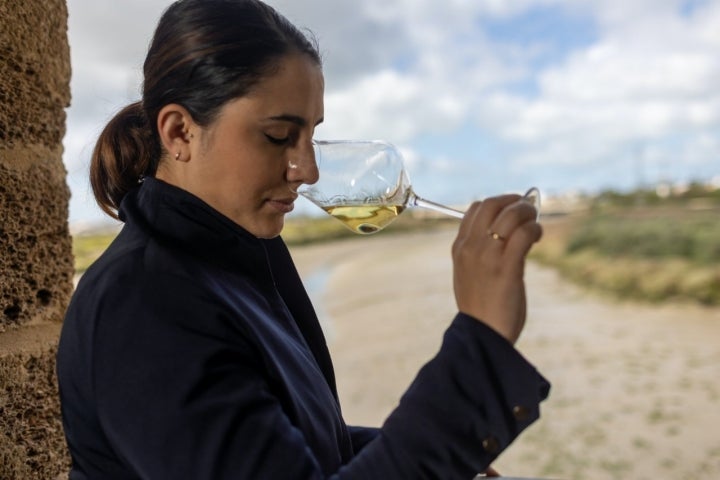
[{"x1": 487, "y1": 229, "x2": 506, "y2": 242}]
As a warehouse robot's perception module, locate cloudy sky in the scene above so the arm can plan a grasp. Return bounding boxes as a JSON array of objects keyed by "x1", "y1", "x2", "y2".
[{"x1": 64, "y1": 0, "x2": 720, "y2": 227}]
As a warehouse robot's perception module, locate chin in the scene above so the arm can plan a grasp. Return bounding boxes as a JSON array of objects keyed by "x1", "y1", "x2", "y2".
[
  {"x1": 253, "y1": 221, "x2": 285, "y2": 239},
  {"x1": 256, "y1": 232, "x2": 282, "y2": 240}
]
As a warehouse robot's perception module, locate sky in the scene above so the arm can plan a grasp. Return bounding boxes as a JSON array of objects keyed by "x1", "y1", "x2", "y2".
[{"x1": 63, "y1": 0, "x2": 720, "y2": 228}]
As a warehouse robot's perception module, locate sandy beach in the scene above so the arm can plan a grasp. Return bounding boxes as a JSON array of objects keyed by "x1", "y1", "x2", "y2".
[{"x1": 289, "y1": 227, "x2": 720, "y2": 480}]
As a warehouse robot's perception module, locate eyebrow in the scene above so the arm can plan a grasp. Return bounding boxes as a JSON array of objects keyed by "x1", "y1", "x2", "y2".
[{"x1": 267, "y1": 114, "x2": 324, "y2": 127}]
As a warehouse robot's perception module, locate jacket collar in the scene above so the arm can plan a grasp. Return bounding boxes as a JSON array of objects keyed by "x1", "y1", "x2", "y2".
[{"x1": 119, "y1": 177, "x2": 268, "y2": 275}]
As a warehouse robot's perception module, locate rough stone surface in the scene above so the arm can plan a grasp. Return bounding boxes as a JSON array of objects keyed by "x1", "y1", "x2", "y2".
[
  {"x1": 0, "y1": 338, "x2": 70, "y2": 479},
  {"x1": 0, "y1": 159, "x2": 74, "y2": 329},
  {"x1": 0, "y1": 1, "x2": 70, "y2": 154},
  {"x1": 1, "y1": 0, "x2": 74, "y2": 478}
]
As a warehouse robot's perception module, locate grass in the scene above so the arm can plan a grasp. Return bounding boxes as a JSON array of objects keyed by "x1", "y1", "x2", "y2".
[
  {"x1": 532, "y1": 203, "x2": 720, "y2": 306},
  {"x1": 72, "y1": 231, "x2": 121, "y2": 274},
  {"x1": 565, "y1": 211, "x2": 720, "y2": 263}
]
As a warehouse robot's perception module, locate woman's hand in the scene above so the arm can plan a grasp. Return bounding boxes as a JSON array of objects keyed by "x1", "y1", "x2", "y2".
[
  {"x1": 452, "y1": 194, "x2": 542, "y2": 344},
  {"x1": 483, "y1": 465, "x2": 501, "y2": 477}
]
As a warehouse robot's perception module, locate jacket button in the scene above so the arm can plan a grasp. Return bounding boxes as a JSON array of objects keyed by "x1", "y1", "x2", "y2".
[
  {"x1": 513, "y1": 405, "x2": 531, "y2": 421},
  {"x1": 481, "y1": 436, "x2": 500, "y2": 453}
]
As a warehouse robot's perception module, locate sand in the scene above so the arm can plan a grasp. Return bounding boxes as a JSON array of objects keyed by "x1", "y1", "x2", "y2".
[{"x1": 289, "y1": 227, "x2": 720, "y2": 480}]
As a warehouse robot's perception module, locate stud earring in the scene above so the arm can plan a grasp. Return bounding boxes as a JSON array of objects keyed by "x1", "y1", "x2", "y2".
[{"x1": 175, "y1": 152, "x2": 181, "y2": 160}]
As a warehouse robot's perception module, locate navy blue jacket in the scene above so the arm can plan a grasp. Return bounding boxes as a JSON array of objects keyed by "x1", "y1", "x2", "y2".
[{"x1": 57, "y1": 178, "x2": 549, "y2": 479}]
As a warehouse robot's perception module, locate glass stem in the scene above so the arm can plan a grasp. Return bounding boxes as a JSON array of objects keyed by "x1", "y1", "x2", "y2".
[
  {"x1": 407, "y1": 187, "x2": 540, "y2": 220},
  {"x1": 408, "y1": 190, "x2": 465, "y2": 219}
]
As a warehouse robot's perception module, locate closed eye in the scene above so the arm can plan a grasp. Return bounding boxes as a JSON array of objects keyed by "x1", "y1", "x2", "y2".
[{"x1": 265, "y1": 133, "x2": 290, "y2": 146}]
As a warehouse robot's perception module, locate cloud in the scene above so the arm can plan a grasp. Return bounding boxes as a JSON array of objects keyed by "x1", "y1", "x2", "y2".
[
  {"x1": 62, "y1": 0, "x2": 720, "y2": 223},
  {"x1": 486, "y1": 0, "x2": 720, "y2": 174}
]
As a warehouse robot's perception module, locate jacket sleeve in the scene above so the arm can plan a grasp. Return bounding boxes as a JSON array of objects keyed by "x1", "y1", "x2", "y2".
[
  {"x1": 94, "y1": 269, "x2": 548, "y2": 479},
  {"x1": 337, "y1": 313, "x2": 550, "y2": 479}
]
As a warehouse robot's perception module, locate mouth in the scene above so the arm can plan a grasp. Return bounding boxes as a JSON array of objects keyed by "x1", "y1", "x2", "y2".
[{"x1": 266, "y1": 196, "x2": 296, "y2": 214}]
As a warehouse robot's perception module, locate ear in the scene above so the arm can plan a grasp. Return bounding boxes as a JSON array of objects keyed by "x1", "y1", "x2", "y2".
[{"x1": 157, "y1": 104, "x2": 197, "y2": 162}]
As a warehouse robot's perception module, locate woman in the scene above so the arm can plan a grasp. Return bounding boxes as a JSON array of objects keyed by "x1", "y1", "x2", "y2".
[{"x1": 57, "y1": 0, "x2": 549, "y2": 478}]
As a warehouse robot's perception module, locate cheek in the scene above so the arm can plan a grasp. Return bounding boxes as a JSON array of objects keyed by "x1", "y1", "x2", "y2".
[
  {"x1": 229, "y1": 158, "x2": 281, "y2": 200},
  {"x1": 245, "y1": 151, "x2": 287, "y2": 182}
]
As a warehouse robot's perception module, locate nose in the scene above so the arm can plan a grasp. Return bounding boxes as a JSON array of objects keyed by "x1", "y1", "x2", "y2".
[{"x1": 287, "y1": 141, "x2": 319, "y2": 186}]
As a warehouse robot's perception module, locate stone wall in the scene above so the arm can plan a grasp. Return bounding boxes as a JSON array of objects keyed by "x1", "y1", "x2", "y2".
[{"x1": 0, "y1": 0, "x2": 74, "y2": 478}]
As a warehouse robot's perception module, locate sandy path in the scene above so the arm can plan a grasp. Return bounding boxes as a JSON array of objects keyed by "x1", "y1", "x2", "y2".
[{"x1": 289, "y1": 228, "x2": 720, "y2": 480}]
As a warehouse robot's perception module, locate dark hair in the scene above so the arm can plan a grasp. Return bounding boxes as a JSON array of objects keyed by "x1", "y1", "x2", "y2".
[{"x1": 90, "y1": 0, "x2": 322, "y2": 219}]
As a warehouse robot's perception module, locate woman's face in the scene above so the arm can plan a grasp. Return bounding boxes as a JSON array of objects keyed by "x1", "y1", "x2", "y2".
[{"x1": 182, "y1": 54, "x2": 324, "y2": 238}]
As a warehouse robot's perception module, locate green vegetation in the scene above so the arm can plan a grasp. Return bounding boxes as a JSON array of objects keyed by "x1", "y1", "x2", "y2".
[
  {"x1": 72, "y1": 231, "x2": 120, "y2": 274},
  {"x1": 566, "y1": 213, "x2": 720, "y2": 264},
  {"x1": 591, "y1": 182, "x2": 720, "y2": 208},
  {"x1": 532, "y1": 194, "x2": 720, "y2": 305}
]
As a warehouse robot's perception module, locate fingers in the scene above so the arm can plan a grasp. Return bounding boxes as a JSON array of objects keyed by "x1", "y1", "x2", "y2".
[
  {"x1": 451, "y1": 193, "x2": 541, "y2": 343},
  {"x1": 456, "y1": 194, "x2": 540, "y2": 257},
  {"x1": 454, "y1": 194, "x2": 520, "y2": 255},
  {"x1": 486, "y1": 198, "x2": 540, "y2": 247},
  {"x1": 488, "y1": 200, "x2": 543, "y2": 263},
  {"x1": 459, "y1": 194, "x2": 521, "y2": 240},
  {"x1": 507, "y1": 219, "x2": 543, "y2": 258}
]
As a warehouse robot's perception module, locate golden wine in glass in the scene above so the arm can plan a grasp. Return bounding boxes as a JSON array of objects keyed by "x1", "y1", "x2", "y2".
[{"x1": 299, "y1": 140, "x2": 541, "y2": 235}]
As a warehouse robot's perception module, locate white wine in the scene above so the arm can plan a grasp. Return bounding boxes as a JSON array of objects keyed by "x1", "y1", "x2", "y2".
[
  {"x1": 322, "y1": 204, "x2": 406, "y2": 234},
  {"x1": 299, "y1": 140, "x2": 539, "y2": 235}
]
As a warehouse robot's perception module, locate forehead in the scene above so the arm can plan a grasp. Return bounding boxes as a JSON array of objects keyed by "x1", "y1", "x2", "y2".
[
  {"x1": 247, "y1": 54, "x2": 324, "y2": 107},
  {"x1": 204, "y1": 53, "x2": 324, "y2": 135}
]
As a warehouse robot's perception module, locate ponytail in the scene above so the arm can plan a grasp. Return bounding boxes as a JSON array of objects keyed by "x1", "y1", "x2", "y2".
[
  {"x1": 89, "y1": 102, "x2": 160, "y2": 219},
  {"x1": 89, "y1": 0, "x2": 322, "y2": 220}
]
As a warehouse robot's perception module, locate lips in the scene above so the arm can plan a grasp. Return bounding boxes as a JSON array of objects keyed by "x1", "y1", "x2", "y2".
[{"x1": 267, "y1": 197, "x2": 296, "y2": 213}]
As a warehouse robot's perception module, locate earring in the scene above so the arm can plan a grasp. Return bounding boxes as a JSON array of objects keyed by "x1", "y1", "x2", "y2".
[{"x1": 175, "y1": 152, "x2": 181, "y2": 160}]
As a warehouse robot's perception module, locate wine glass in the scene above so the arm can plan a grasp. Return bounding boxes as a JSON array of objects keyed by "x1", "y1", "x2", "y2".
[{"x1": 298, "y1": 140, "x2": 541, "y2": 235}]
